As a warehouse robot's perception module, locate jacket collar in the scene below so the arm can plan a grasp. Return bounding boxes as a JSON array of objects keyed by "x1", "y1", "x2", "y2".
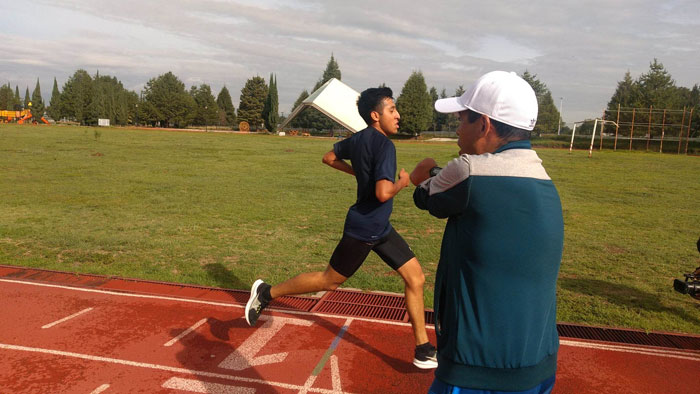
[{"x1": 494, "y1": 139, "x2": 531, "y2": 153}]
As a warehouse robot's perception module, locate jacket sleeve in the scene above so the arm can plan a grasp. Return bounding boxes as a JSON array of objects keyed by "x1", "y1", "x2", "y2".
[{"x1": 413, "y1": 156, "x2": 471, "y2": 219}]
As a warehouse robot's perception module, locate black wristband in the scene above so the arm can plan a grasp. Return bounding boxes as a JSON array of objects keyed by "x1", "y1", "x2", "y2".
[{"x1": 429, "y1": 166, "x2": 442, "y2": 177}]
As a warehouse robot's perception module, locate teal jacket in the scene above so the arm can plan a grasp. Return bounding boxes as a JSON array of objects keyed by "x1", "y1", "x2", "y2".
[{"x1": 414, "y1": 140, "x2": 563, "y2": 391}]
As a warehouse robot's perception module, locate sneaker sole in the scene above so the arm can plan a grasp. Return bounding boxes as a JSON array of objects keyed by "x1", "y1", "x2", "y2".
[
  {"x1": 412, "y1": 358, "x2": 438, "y2": 369},
  {"x1": 245, "y1": 279, "x2": 264, "y2": 326}
]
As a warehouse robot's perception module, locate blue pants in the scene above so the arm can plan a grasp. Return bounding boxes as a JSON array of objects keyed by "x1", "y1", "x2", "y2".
[{"x1": 428, "y1": 375, "x2": 555, "y2": 394}]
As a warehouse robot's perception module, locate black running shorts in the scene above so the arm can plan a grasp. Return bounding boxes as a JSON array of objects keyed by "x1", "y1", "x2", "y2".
[{"x1": 329, "y1": 228, "x2": 416, "y2": 278}]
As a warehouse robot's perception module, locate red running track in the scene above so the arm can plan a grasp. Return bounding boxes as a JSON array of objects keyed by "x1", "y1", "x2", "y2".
[{"x1": 0, "y1": 274, "x2": 698, "y2": 393}]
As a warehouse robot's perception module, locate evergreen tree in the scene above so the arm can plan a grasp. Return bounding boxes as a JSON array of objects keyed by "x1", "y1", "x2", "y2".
[
  {"x1": 48, "y1": 77, "x2": 61, "y2": 120},
  {"x1": 689, "y1": 85, "x2": 700, "y2": 140},
  {"x1": 606, "y1": 71, "x2": 639, "y2": 135},
  {"x1": 521, "y1": 71, "x2": 560, "y2": 134},
  {"x1": 429, "y1": 86, "x2": 448, "y2": 131},
  {"x1": 290, "y1": 89, "x2": 311, "y2": 128},
  {"x1": 396, "y1": 71, "x2": 433, "y2": 135},
  {"x1": 238, "y1": 76, "x2": 268, "y2": 130},
  {"x1": 607, "y1": 71, "x2": 638, "y2": 109},
  {"x1": 24, "y1": 87, "x2": 30, "y2": 109},
  {"x1": 30, "y1": 78, "x2": 45, "y2": 120},
  {"x1": 0, "y1": 83, "x2": 13, "y2": 110},
  {"x1": 216, "y1": 86, "x2": 236, "y2": 127},
  {"x1": 446, "y1": 86, "x2": 465, "y2": 131},
  {"x1": 189, "y1": 84, "x2": 219, "y2": 127},
  {"x1": 295, "y1": 54, "x2": 343, "y2": 131},
  {"x1": 263, "y1": 73, "x2": 279, "y2": 132},
  {"x1": 637, "y1": 59, "x2": 676, "y2": 109},
  {"x1": 313, "y1": 54, "x2": 342, "y2": 91},
  {"x1": 14, "y1": 86, "x2": 21, "y2": 110},
  {"x1": 142, "y1": 71, "x2": 195, "y2": 128},
  {"x1": 60, "y1": 69, "x2": 94, "y2": 124}
]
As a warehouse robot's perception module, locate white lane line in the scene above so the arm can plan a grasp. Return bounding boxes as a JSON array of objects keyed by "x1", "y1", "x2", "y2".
[
  {"x1": 42, "y1": 307, "x2": 94, "y2": 329},
  {"x1": 0, "y1": 343, "x2": 356, "y2": 394},
  {"x1": 331, "y1": 355, "x2": 341, "y2": 393},
  {"x1": 89, "y1": 383, "x2": 110, "y2": 393},
  {"x1": 162, "y1": 377, "x2": 255, "y2": 393},
  {"x1": 560, "y1": 339, "x2": 700, "y2": 362},
  {"x1": 164, "y1": 318, "x2": 208, "y2": 347},
  {"x1": 0, "y1": 278, "x2": 430, "y2": 330},
  {"x1": 300, "y1": 317, "x2": 352, "y2": 394}
]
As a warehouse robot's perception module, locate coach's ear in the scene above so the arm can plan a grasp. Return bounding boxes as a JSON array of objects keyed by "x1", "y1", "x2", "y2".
[{"x1": 480, "y1": 114, "x2": 491, "y2": 136}]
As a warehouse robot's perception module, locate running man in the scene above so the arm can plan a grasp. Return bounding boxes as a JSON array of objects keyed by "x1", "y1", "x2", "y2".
[{"x1": 245, "y1": 87, "x2": 437, "y2": 369}]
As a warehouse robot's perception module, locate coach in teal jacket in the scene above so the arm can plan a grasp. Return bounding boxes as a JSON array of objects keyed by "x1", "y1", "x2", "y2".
[{"x1": 411, "y1": 71, "x2": 564, "y2": 393}]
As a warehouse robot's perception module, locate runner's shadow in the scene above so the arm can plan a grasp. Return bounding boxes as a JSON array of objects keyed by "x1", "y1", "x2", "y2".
[
  {"x1": 202, "y1": 263, "x2": 432, "y2": 376},
  {"x1": 203, "y1": 263, "x2": 247, "y2": 290},
  {"x1": 314, "y1": 315, "x2": 432, "y2": 375},
  {"x1": 170, "y1": 318, "x2": 276, "y2": 394},
  {"x1": 558, "y1": 277, "x2": 700, "y2": 325}
]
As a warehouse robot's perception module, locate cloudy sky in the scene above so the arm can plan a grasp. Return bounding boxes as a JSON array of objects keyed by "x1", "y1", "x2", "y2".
[{"x1": 2, "y1": 0, "x2": 699, "y2": 125}]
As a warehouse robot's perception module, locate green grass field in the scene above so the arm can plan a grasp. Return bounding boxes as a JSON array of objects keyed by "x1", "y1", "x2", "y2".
[{"x1": 1, "y1": 124, "x2": 699, "y2": 334}]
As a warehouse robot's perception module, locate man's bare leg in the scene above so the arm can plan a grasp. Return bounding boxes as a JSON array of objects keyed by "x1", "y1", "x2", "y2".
[
  {"x1": 269, "y1": 265, "x2": 348, "y2": 299},
  {"x1": 396, "y1": 257, "x2": 429, "y2": 346}
]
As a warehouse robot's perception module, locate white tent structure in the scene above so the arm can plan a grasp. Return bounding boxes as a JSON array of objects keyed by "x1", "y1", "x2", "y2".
[{"x1": 278, "y1": 78, "x2": 367, "y2": 133}]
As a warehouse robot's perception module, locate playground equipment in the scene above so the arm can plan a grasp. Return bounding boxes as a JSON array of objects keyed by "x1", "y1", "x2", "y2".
[{"x1": 0, "y1": 108, "x2": 49, "y2": 124}]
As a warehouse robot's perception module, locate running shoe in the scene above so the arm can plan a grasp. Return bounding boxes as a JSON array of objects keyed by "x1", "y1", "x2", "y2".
[
  {"x1": 413, "y1": 342, "x2": 438, "y2": 369},
  {"x1": 245, "y1": 279, "x2": 271, "y2": 326}
]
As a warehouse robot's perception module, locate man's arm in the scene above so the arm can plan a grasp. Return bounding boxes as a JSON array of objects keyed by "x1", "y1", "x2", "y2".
[
  {"x1": 410, "y1": 158, "x2": 438, "y2": 186},
  {"x1": 322, "y1": 150, "x2": 355, "y2": 176},
  {"x1": 375, "y1": 168, "x2": 410, "y2": 203},
  {"x1": 413, "y1": 156, "x2": 471, "y2": 218}
]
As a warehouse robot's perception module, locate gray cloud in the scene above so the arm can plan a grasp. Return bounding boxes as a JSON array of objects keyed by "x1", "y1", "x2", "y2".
[{"x1": 1, "y1": 0, "x2": 699, "y2": 123}]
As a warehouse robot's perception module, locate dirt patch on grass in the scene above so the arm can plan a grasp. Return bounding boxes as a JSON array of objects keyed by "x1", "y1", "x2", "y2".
[{"x1": 605, "y1": 244, "x2": 627, "y2": 254}]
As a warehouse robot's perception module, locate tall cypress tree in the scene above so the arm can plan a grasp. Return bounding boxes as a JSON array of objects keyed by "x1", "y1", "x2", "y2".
[
  {"x1": 48, "y1": 77, "x2": 61, "y2": 120},
  {"x1": 24, "y1": 86, "x2": 30, "y2": 109},
  {"x1": 31, "y1": 78, "x2": 45, "y2": 119},
  {"x1": 263, "y1": 73, "x2": 279, "y2": 132},
  {"x1": 14, "y1": 86, "x2": 21, "y2": 110}
]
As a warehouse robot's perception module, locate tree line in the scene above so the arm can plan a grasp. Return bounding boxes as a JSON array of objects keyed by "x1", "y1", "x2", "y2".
[
  {"x1": 602, "y1": 59, "x2": 700, "y2": 138},
  {"x1": 0, "y1": 70, "x2": 279, "y2": 131},
  {"x1": 2, "y1": 56, "x2": 695, "y2": 137}
]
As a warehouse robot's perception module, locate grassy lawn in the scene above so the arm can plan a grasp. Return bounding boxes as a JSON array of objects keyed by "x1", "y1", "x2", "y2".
[{"x1": 1, "y1": 124, "x2": 699, "y2": 334}]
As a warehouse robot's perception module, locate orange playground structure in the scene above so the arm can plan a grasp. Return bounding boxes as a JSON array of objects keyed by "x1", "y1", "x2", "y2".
[{"x1": 0, "y1": 109, "x2": 49, "y2": 124}]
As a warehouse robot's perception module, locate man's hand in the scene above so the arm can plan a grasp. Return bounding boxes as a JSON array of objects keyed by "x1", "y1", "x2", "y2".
[
  {"x1": 410, "y1": 158, "x2": 438, "y2": 186},
  {"x1": 376, "y1": 168, "x2": 410, "y2": 203},
  {"x1": 398, "y1": 168, "x2": 410, "y2": 188}
]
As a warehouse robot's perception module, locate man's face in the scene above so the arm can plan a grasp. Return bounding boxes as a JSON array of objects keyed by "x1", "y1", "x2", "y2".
[
  {"x1": 456, "y1": 111, "x2": 482, "y2": 155},
  {"x1": 374, "y1": 98, "x2": 400, "y2": 135}
]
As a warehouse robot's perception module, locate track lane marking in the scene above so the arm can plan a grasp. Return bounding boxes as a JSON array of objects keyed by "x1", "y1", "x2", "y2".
[
  {"x1": 0, "y1": 343, "x2": 355, "y2": 394},
  {"x1": 0, "y1": 278, "x2": 429, "y2": 329},
  {"x1": 89, "y1": 383, "x2": 110, "y2": 393},
  {"x1": 300, "y1": 318, "x2": 352, "y2": 394},
  {"x1": 560, "y1": 339, "x2": 700, "y2": 361},
  {"x1": 164, "y1": 318, "x2": 208, "y2": 347},
  {"x1": 42, "y1": 307, "x2": 94, "y2": 329},
  {"x1": 162, "y1": 377, "x2": 255, "y2": 393}
]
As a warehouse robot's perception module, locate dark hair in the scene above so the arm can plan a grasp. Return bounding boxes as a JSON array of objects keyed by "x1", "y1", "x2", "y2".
[
  {"x1": 465, "y1": 109, "x2": 531, "y2": 141},
  {"x1": 357, "y1": 87, "x2": 394, "y2": 125}
]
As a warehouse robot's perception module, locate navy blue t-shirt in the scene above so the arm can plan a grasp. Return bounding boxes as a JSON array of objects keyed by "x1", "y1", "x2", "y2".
[{"x1": 333, "y1": 126, "x2": 396, "y2": 242}]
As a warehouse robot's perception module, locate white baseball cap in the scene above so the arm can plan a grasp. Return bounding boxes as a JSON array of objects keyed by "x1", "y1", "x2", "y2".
[{"x1": 434, "y1": 71, "x2": 538, "y2": 131}]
